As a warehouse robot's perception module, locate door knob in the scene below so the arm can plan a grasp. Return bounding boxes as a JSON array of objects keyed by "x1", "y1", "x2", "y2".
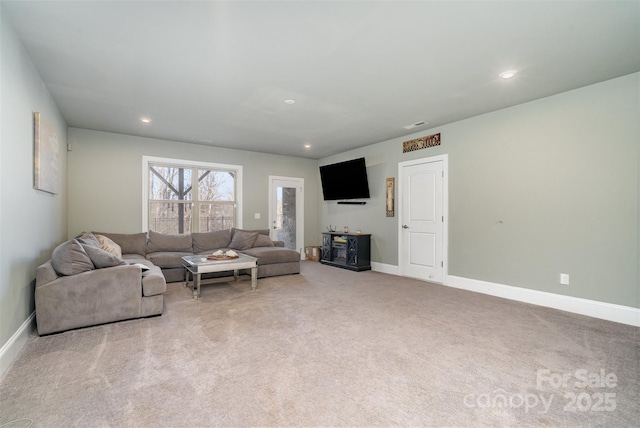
[{"x1": 402, "y1": 225, "x2": 409, "y2": 229}]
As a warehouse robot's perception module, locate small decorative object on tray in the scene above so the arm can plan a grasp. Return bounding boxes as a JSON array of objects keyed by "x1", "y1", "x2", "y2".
[{"x1": 207, "y1": 250, "x2": 239, "y2": 260}]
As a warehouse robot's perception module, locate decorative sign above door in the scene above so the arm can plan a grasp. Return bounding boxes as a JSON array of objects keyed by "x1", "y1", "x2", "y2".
[{"x1": 402, "y1": 133, "x2": 441, "y2": 153}]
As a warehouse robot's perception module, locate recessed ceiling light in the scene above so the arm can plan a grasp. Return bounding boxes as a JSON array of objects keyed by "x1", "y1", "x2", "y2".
[
  {"x1": 140, "y1": 117, "x2": 152, "y2": 124},
  {"x1": 284, "y1": 99, "x2": 296, "y2": 105},
  {"x1": 403, "y1": 120, "x2": 428, "y2": 130},
  {"x1": 499, "y1": 70, "x2": 517, "y2": 79},
  {"x1": 304, "y1": 144, "x2": 311, "y2": 149},
  {"x1": 191, "y1": 137, "x2": 214, "y2": 144}
]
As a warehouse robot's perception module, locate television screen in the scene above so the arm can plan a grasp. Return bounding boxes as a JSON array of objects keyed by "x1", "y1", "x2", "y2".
[{"x1": 319, "y1": 157, "x2": 370, "y2": 201}]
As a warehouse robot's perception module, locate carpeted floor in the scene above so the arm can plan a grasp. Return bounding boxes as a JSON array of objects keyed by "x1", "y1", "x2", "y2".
[{"x1": 1, "y1": 261, "x2": 638, "y2": 427}]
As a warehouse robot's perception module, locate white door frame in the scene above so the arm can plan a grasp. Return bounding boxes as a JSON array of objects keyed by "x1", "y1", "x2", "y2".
[
  {"x1": 397, "y1": 154, "x2": 449, "y2": 283},
  {"x1": 268, "y1": 176, "x2": 304, "y2": 259}
]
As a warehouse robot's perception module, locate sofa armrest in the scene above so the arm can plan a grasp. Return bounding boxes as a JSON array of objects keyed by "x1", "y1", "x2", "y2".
[
  {"x1": 272, "y1": 240, "x2": 285, "y2": 247},
  {"x1": 35, "y1": 264, "x2": 143, "y2": 335},
  {"x1": 36, "y1": 260, "x2": 59, "y2": 287}
]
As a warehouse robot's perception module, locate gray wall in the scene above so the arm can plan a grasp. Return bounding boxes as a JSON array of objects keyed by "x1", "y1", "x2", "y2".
[
  {"x1": 0, "y1": 7, "x2": 68, "y2": 350},
  {"x1": 320, "y1": 73, "x2": 639, "y2": 308},
  {"x1": 67, "y1": 128, "x2": 321, "y2": 245}
]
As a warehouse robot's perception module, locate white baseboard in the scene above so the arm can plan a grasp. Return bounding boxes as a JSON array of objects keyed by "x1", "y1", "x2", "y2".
[
  {"x1": 371, "y1": 262, "x2": 399, "y2": 276},
  {"x1": 0, "y1": 312, "x2": 36, "y2": 378},
  {"x1": 446, "y1": 276, "x2": 640, "y2": 327}
]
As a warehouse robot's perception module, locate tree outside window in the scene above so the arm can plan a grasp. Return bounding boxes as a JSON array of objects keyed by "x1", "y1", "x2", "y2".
[{"x1": 148, "y1": 163, "x2": 236, "y2": 234}]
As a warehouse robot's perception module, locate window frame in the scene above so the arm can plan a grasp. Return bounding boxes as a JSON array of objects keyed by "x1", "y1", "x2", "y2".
[{"x1": 142, "y1": 156, "x2": 243, "y2": 233}]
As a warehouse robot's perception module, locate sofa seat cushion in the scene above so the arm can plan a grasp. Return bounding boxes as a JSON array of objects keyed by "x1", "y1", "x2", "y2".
[
  {"x1": 241, "y1": 247, "x2": 300, "y2": 265},
  {"x1": 122, "y1": 253, "x2": 148, "y2": 260},
  {"x1": 146, "y1": 251, "x2": 192, "y2": 269},
  {"x1": 141, "y1": 294, "x2": 164, "y2": 316},
  {"x1": 192, "y1": 229, "x2": 231, "y2": 254},
  {"x1": 147, "y1": 230, "x2": 192, "y2": 253},
  {"x1": 141, "y1": 266, "x2": 166, "y2": 297},
  {"x1": 123, "y1": 259, "x2": 165, "y2": 297}
]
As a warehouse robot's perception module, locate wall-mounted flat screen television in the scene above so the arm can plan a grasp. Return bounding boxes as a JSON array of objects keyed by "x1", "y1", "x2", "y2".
[{"x1": 319, "y1": 157, "x2": 370, "y2": 201}]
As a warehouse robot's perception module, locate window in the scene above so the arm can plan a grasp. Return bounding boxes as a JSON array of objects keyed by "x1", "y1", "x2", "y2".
[{"x1": 143, "y1": 157, "x2": 242, "y2": 234}]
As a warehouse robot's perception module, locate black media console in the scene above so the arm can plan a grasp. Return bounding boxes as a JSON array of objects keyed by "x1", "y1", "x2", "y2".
[{"x1": 320, "y1": 232, "x2": 371, "y2": 272}]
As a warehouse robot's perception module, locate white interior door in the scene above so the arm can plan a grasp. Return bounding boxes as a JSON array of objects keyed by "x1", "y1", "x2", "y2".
[
  {"x1": 269, "y1": 176, "x2": 304, "y2": 256},
  {"x1": 399, "y1": 156, "x2": 447, "y2": 283}
]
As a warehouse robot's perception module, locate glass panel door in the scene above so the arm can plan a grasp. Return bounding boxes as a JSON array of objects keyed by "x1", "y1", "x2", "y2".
[
  {"x1": 274, "y1": 185, "x2": 297, "y2": 249},
  {"x1": 269, "y1": 177, "x2": 304, "y2": 254}
]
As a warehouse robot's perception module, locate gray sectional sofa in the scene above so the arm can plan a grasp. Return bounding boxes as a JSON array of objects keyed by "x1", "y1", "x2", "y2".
[
  {"x1": 99, "y1": 228, "x2": 301, "y2": 283},
  {"x1": 34, "y1": 228, "x2": 300, "y2": 335}
]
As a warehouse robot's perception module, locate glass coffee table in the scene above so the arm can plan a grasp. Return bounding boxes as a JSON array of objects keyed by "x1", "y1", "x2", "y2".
[{"x1": 182, "y1": 254, "x2": 258, "y2": 299}]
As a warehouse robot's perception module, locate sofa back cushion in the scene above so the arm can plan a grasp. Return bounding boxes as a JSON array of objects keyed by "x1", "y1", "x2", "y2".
[
  {"x1": 231, "y1": 227, "x2": 270, "y2": 237},
  {"x1": 147, "y1": 230, "x2": 192, "y2": 253},
  {"x1": 192, "y1": 229, "x2": 231, "y2": 254},
  {"x1": 51, "y1": 239, "x2": 95, "y2": 276},
  {"x1": 94, "y1": 232, "x2": 148, "y2": 256}
]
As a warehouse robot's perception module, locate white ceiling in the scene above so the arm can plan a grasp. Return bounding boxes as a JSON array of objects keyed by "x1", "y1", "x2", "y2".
[{"x1": 3, "y1": 1, "x2": 639, "y2": 159}]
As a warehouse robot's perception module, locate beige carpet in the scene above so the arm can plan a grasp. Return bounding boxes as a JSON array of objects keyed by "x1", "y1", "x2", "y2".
[{"x1": 1, "y1": 261, "x2": 638, "y2": 427}]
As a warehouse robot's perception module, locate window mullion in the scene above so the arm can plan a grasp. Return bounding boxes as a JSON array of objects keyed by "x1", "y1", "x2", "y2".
[{"x1": 192, "y1": 167, "x2": 199, "y2": 232}]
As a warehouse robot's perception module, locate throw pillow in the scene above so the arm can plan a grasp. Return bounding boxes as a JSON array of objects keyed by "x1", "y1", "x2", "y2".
[
  {"x1": 77, "y1": 231, "x2": 101, "y2": 248},
  {"x1": 95, "y1": 234, "x2": 123, "y2": 257},
  {"x1": 51, "y1": 239, "x2": 95, "y2": 276},
  {"x1": 253, "y1": 234, "x2": 275, "y2": 248},
  {"x1": 228, "y1": 231, "x2": 259, "y2": 250},
  {"x1": 81, "y1": 244, "x2": 127, "y2": 269}
]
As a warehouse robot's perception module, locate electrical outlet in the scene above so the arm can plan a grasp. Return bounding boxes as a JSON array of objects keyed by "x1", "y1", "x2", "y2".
[
  {"x1": 254, "y1": 213, "x2": 261, "y2": 219},
  {"x1": 560, "y1": 273, "x2": 570, "y2": 285}
]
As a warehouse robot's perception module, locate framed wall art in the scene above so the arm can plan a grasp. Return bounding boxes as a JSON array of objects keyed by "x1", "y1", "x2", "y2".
[
  {"x1": 386, "y1": 177, "x2": 395, "y2": 217},
  {"x1": 33, "y1": 112, "x2": 59, "y2": 194}
]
